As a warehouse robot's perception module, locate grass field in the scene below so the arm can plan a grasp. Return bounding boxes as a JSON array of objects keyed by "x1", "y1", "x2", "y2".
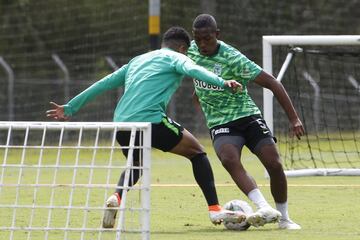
[
  {"x1": 1, "y1": 138, "x2": 360, "y2": 240},
  {"x1": 150, "y1": 141, "x2": 360, "y2": 240}
]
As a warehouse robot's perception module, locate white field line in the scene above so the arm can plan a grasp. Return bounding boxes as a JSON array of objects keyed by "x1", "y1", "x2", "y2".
[
  {"x1": 151, "y1": 183, "x2": 360, "y2": 188},
  {"x1": 2, "y1": 183, "x2": 359, "y2": 188}
]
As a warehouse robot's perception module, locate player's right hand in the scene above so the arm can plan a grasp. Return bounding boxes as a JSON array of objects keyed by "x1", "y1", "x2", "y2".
[
  {"x1": 224, "y1": 80, "x2": 242, "y2": 93},
  {"x1": 290, "y1": 118, "x2": 305, "y2": 140},
  {"x1": 46, "y1": 102, "x2": 69, "y2": 121}
]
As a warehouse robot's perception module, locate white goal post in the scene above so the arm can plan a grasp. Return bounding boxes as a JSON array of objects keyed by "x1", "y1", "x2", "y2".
[
  {"x1": 262, "y1": 35, "x2": 360, "y2": 177},
  {"x1": 0, "y1": 121, "x2": 152, "y2": 240}
]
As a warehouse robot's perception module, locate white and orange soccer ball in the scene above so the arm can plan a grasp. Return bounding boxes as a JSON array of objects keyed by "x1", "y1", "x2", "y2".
[{"x1": 223, "y1": 199, "x2": 253, "y2": 231}]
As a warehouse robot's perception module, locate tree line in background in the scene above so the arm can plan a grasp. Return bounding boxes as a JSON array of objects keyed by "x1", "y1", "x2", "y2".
[{"x1": 0, "y1": 0, "x2": 359, "y2": 133}]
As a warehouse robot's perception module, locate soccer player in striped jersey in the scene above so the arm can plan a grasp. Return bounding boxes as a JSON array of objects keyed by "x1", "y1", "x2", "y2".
[
  {"x1": 46, "y1": 26, "x2": 245, "y2": 228},
  {"x1": 188, "y1": 14, "x2": 305, "y2": 230}
]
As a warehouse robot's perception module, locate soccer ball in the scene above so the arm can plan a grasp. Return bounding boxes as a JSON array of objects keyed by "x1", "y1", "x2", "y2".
[{"x1": 223, "y1": 199, "x2": 253, "y2": 231}]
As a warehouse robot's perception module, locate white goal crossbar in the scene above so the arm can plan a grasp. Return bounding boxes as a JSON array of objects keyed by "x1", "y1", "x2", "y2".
[
  {"x1": 262, "y1": 35, "x2": 360, "y2": 177},
  {"x1": 0, "y1": 121, "x2": 152, "y2": 240},
  {"x1": 263, "y1": 35, "x2": 360, "y2": 132}
]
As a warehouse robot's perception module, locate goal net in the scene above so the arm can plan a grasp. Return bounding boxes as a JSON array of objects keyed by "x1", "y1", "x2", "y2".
[
  {"x1": 0, "y1": 121, "x2": 151, "y2": 240},
  {"x1": 263, "y1": 35, "x2": 360, "y2": 177}
]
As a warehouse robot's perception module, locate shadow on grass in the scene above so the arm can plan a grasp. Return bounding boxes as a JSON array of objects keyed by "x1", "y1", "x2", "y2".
[{"x1": 151, "y1": 225, "x2": 281, "y2": 234}]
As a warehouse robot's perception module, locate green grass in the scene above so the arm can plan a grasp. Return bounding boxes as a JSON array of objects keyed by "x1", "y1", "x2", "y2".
[
  {"x1": 149, "y1": 141, "x2": 360, "y2": 240},
  {"x1": 1, "y1": 138, "x2": 360, "y2": 240}
]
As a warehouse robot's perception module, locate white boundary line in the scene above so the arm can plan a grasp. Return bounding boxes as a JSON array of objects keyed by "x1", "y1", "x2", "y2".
[
  {"x1": 2, "y1": 183, "x2": 359, "y2": 188},
  {"x1": 151, "y1": 183, "x2": 360, "y2": 188}
]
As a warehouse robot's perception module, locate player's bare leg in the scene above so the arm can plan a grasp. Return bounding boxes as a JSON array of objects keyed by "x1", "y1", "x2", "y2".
[
  {"x1": 215, "y1": 143, "x2": 257, "y2": 194},
  {"x1": 256, "y1": 143, "x2": 301, "y2": 229},
  {"x1": 216, "y1": 143, "x2": 281, "y2": 227}
]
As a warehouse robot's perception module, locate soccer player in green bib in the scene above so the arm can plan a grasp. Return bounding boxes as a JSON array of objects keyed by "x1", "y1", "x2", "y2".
[
  {"x1": 46, "y1": 27, "x2": 245, "y2": 228},
  {"x1": 188, "y1": 14, "x2": 305, "y2": 230}
]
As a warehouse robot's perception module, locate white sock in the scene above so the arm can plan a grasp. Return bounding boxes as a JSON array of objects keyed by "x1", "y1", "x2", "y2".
[
  {"x1": 276, "y1": 201, "x2": 289, "y2": 220},
  {"x1": 247, "y1": 188, "x2": 271, "y2": 209}
]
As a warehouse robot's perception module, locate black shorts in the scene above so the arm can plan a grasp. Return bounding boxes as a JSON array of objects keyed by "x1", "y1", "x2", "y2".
[
  {"x1": 209, "y1": 114, "x2": 276, "y2": 153},
  {"x1": 116, "y1": 116, "x2": 184, "y2": 158}
]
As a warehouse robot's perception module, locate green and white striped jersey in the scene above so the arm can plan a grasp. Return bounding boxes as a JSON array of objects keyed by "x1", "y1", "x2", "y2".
[{"x1": 187, "y1": 40, "x2": 262, "y2": 128}]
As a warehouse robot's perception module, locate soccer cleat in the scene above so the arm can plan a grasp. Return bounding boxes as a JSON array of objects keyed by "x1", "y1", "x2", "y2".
[
  {"x1": 246, "y1": 206, "x2": 281, "y2": 227},
  {"x1": 279, "y1": 219, "x2": 301, "y2": 230},
  {"x1": 209, "y1": 208, "x2": 247, "y2": 225},
  {"x1": 102, "y1": 193, "x2": 120, "y2": 228}
]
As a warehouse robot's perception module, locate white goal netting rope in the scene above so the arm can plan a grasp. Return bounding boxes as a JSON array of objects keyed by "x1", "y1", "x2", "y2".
[
  {"x1": 0, "y1": 121, "x2": 151, "y2": 240},
  {"x1": 263, "y1": 35, "x2": 360, "y2": 177}
]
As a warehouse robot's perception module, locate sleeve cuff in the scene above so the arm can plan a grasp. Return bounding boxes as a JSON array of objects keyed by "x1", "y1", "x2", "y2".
[
  {"x1": 63, "y1": 104, "x2": 73, "y2": 117},
  {"x1": 219, "y1": 77, "x2": 226, "y2": 88}
]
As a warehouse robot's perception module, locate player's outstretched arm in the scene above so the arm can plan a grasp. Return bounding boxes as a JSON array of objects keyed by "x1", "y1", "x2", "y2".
[
  {"x1": 46, "y1": 102, "x2": 69, "y2": 121},
  {"x1": 254, "y1": 70, "x2": 305, "y2": 139}
]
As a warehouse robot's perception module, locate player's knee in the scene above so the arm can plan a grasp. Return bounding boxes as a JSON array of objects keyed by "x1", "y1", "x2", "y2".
[
  {"x1": 265, "y1": 159, "x2": 284, "y2": 175},
  {"x1": 219, "y1": 154, "x2": 239, "y2": 170},
  {"x1": 191, "y1": 138, "x2": 205, "y2": 151},
  {"x1": 186, "y1": 145, "x2": 205, "y2": 159},
  {"x1": 180, "y1": 137, "x2": 205, "y2": 159}
]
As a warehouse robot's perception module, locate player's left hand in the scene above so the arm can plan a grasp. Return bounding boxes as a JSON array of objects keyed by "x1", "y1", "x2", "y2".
[
  {"x1": 46, "y1": 102, "x2": 69, "y2": 121},
  {"x1": 224, "y1": 80, "x2": 242, "y2": 93},
  {"x1": 290, "y1": 118, "x2": 305, "y2": 140}
]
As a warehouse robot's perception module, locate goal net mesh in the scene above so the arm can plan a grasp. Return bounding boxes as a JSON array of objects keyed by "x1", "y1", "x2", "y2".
[
  {"x1": 0, "y1": 121, "x2": 151, "y2": 240},
  {"x1": 272, "y1": 45, "x2": 360, "y2": 174}
]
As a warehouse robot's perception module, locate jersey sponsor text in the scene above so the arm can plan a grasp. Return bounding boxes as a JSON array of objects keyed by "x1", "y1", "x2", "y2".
[{"x1": 193, "y1": 79, "x2": 224, "y2": 91}]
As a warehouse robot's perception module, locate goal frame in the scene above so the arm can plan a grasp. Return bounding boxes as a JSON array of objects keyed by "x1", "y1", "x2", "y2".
[
  {"x1": 262, "y1": 35, "x2": 360, "y2": 177},
  {"x1": 0, "y1": 121, "x2": 152, "y2": 240}
]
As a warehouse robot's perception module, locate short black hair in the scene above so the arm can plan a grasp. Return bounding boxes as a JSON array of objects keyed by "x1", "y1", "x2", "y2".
[
  {"x1": 192, "y1": 14, "x2": 217, "y2": 31},
  {"x1": 162, "y1": 26, "x2": 191, "y2": 47}
]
